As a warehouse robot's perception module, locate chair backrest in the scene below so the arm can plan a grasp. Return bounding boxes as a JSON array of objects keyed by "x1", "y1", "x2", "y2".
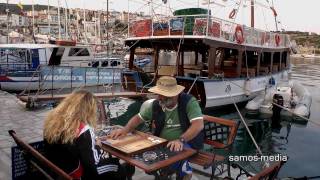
[
  {"x1": 8, "y1": 130, "x2": 73, "y2": 180},
  {"x1": 249, "y1": 160, "x2": 286, "y2": 180},
  {"x1": 203, "y1": 115, "x2": 240, "y2": 149},
  {"x1": 158, "y1": 65, "x2": 176, "y2": 76}
]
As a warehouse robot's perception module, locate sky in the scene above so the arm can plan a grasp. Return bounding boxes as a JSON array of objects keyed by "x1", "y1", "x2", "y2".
[{"x1": 3, "y1": 0, "x2": 320, "y2": 34}]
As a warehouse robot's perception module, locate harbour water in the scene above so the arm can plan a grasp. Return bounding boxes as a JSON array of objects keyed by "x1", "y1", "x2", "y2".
[
  {"x1": 275, "y1": 57, "x2": 320, "y2": 178},
  {"x1": 108, "y1": 57, "x2": 320, "y2": 178}
]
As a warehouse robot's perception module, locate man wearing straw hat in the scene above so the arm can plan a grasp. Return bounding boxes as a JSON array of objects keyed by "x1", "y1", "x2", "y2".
[{"x1": 111, "y1": 76, "x2": 204, "y2": 179}]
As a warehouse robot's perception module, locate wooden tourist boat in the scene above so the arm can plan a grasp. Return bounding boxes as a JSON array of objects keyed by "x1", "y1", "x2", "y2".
[{"x1": 124, "y1": 6, "x2": 292, "y2": 108}]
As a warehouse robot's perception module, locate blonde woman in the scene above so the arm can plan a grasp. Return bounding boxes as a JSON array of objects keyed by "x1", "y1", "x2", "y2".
[{"x1": 43, "y1": 90, "x2": 126, "y2": 180}]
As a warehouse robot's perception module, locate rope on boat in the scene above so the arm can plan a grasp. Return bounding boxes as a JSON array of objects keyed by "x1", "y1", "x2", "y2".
[
  {"x1": 187, "y1": 77, "x2": 199, "y2": 94},
  {"x1": 19, "y1": 65, "x2": 42, "y2": 96},
  {"x1": 272, "y1": 102, "x2": 320, "y2": 127},
  {"x1": 140, "y1": 67, "x2": 159, "y2": 93},
  {"x1": 222, "y1": 77, "x2": 269, "y2": 167}
]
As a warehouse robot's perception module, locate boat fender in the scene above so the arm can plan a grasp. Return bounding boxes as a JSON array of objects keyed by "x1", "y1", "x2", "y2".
[
  {"x1": 244, "y1": 78, "x2": 251, "y2": 96},
  {"x1": 235, "y1": 25, "x2": 245, "y2": 44},
  {"x1": 269, "y1": 77, "x2": 275, "y2": 86},
  {"x1": 275, "y1": 34, "x2": 281, "y2": 46}
]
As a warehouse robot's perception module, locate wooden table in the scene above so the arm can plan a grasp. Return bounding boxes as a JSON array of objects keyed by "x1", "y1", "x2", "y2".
[{"x1": 100, "y1": 140, "x2": 196, "y2": 174}]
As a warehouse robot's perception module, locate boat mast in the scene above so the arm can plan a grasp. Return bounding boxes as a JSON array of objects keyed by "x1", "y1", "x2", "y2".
[
  {"x1": 106, "y1": 0, "x2": 109, "y2": 55},
  {"x1": 206, "y1": 0, "x2": 210, "y2": 36},
  {"x1": 98, "y1": 10, "x2": 101, "y2": 44},
  {"x1": 251, "y1": 0, "x2": 254, "y2": 28},
  {"x1": 64, "y1": 1, "x2": 68, "y2": 39},
  {"x1": 57, "y1": 0, "x2": 61, "y2": 39},
  {"x1": 48, "y1": 0, "x2": 51, "y2": 37},
  {"x1": 83, "y1": 2, "x2": 88, "y2": 43},
  {"x1": 32, "y1": 1, "x2": 35, "y2": 38},
  {"x1": 127, "y1": 0, "x2": 129, "y2": 37},
  {"x1": 272, "y1": 0, "x2": 278, "y2": 31},
  {"x1": 6, "y1": 0, "x2": 9, "y2": 43}
]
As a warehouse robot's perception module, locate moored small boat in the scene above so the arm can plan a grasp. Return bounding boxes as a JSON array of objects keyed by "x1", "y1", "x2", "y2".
[{"x1": 245, "y1": 81, "x2": 312, "y2": 120}]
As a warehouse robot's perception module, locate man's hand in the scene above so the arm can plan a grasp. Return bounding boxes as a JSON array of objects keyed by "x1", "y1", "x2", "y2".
[
  {"x1": 109, "y1": 129, "x2": 128, "y2": 139},
  {"x1": 166, "y1": 140, "x2": 184, "y2": 152}
]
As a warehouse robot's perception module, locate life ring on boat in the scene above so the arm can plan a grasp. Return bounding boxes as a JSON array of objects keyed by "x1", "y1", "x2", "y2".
[
  {"x1": 229, "y1": 9, "x2": 237, "y2": 19},
  {"x1": 275, "y1": 34, "x2": 281, "y2": 46},
  {"x1": 235, "y1": 25, "x2": 244, "y2": 44}
]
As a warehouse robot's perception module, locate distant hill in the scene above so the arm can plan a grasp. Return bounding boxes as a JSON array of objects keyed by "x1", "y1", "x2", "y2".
[{"x1": 285, "y1": 31, "x2": 320, "y2": 47}]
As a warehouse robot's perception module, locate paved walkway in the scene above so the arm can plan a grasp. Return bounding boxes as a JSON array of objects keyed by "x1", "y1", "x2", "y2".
[
  {"x1": 0, "y1": 90, "x2": 211, "y2": 180},
  {"x1": 0, "y1": 91, "x2": 48, "y2": 179}
]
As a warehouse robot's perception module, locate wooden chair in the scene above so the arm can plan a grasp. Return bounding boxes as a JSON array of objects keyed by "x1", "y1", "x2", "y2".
[
  {"x1": 189, "y1": 115, "x2": 240, "y2": 180},
  {"x1": 8, "y1": 130, "x2": 73, "y2": 180},
  {"x1": 231, "y1": 160, "x2": 286, "y2": 180}
]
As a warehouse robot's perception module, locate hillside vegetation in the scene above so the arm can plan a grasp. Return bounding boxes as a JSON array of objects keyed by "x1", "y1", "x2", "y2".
[{"x1": 286, "y1": 31, "x2": 320, "y2": 54}]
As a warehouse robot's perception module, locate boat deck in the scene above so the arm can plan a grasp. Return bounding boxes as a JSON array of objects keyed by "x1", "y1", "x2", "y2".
[{"x1": 18, "y1": 91, "x2": 150, "y2": 103}]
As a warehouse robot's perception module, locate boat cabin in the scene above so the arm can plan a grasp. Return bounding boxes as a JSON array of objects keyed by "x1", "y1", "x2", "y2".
[{"x1": 0, "y1": 44, "x2": 95, "y2": 74}]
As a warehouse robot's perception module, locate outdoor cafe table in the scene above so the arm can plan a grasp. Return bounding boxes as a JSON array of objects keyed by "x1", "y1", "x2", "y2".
[{"x1": 100, "y1": 138, "x2": 197, "y2": 176}]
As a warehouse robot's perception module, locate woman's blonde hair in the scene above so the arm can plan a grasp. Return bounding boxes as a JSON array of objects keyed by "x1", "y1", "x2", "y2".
[{"x1": 44, "y1": 90, "x2": 98, "y2": 144}]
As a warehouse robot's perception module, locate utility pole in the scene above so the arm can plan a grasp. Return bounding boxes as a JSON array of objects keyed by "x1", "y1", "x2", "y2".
[{"x1": 6, "y1": 0, "x2": 10, "y2": 43}]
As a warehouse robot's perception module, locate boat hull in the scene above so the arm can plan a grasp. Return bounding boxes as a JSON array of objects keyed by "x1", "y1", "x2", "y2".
[{"x1": 177, "y1": 70, "x2": 288, "y2": 108}]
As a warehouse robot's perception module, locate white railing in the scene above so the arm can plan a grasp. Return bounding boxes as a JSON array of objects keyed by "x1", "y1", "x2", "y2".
[{"x1": 128, "y1": 14, "x2": 290, "y2": 48}]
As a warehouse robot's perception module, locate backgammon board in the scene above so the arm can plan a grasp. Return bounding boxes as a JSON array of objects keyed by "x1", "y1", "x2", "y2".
[{"x1": 99, "y1": 126, "x2": 167, "y2": 155}]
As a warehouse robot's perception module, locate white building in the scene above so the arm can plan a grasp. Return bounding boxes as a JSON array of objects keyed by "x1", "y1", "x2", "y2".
[{"x1": 11, "y1": 14, "x2": 29, "y2": 27}]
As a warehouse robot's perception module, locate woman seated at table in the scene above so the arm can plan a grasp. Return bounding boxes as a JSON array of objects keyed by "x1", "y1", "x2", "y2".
[{"x1": 43, "y1": 90, "x2": 126, "y2": 180}]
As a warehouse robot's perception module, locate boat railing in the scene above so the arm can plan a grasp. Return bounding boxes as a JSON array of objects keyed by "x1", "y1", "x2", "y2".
[
  {"x1": 128, "y1": 14, "x2": 290, "y2": 48},
  {"x1": 20, "y1": 65, "x2": 42, "y2": 96}
]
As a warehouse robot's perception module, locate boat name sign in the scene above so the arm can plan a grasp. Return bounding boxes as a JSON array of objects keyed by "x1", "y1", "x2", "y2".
[{"x1": 40, "y1": 66, "x2": 122, "y2": 84}]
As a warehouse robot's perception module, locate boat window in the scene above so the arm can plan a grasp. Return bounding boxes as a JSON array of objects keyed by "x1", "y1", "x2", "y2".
[
  {"x1": 68, "y1": 48, "x2": 90, "y2": 56},
  {"x1": 48, "y1": 48, "x2": 64, "y2": 66},
  {"x1": 56, "y1": 47, "x2": 65, "y2": 56},
  {"x1": 0, "y1": 48, "x2": 32, "y2": 71},
  {"x1": 101, "y1": 61, "x2": 109, "y2": 67}
]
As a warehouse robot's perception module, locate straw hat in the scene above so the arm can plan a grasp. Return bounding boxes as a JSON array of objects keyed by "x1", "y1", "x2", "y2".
[{"x1": 148, "y1": 76, "x2": 185, "y2": 97}]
